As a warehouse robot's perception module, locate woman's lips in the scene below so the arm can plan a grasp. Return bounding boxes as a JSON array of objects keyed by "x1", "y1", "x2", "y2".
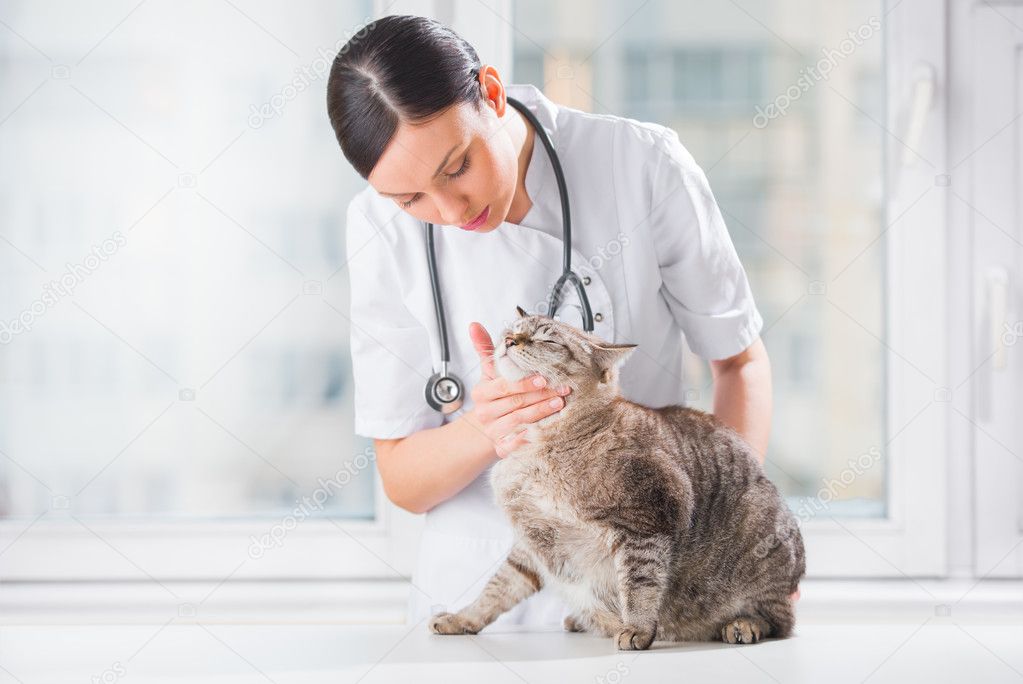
[{"x1": 460, "y1": 206, "x2": 490, "y2": 231}]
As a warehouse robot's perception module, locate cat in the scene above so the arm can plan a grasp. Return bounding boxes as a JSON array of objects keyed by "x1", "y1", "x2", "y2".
[{"x1": 428, "y1": 306, "x2": 805, "y2": 650}]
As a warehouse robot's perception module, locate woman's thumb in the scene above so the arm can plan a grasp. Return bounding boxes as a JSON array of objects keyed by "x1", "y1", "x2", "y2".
[{"x1": 469, "y1": 322, "x2": 497, "y2": 379}]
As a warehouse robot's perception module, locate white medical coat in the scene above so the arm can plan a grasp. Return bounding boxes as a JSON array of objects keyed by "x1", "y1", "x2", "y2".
[{"x1": 344, "y1": 83, "x2": 764, "y2": 629}]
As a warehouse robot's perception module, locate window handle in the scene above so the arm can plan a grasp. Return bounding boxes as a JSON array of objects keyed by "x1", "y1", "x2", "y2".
[
  {"x1": 978, "y1": 266, "x2": 1010, "y2": 423},
  {"x1": 900, "y1": 63, "x2": 936, "y2": 169},
  {"x1": 988, "y1": 266, "x2": 1009, "y2": 372}
]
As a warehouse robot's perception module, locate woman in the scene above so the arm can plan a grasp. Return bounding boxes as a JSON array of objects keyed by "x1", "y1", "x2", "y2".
[{"x1": 326, "y1": 14, "x2": 788, "y2": 629}]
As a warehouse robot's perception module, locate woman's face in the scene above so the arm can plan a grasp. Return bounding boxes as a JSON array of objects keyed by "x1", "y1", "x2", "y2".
[{"x1": 367, "y1": 76, "x2": 521, "y2": 233}]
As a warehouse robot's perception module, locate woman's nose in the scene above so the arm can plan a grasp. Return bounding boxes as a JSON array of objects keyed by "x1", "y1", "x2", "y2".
[{"x1": 433, "y1": 191, "x2": 468, "y2": 226}]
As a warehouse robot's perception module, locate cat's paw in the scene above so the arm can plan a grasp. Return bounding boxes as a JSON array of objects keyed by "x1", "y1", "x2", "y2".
[
  {"x1": 614, "y1": 623, "x2": 656, "y2": 650},
  {"x1": 720, "y1": 617, "x2": 765, "y2": 644},
  {"x1": 563, "y1": 614, "x2": 586, "y2": 632},
  {"x1": 428, "y1": 611, "x2": 480, "y2": 635}
]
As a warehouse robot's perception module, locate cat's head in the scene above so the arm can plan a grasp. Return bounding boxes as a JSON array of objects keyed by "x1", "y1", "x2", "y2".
[{"x1": 494, "y1": 306, "x2": 637, "y2": 395}]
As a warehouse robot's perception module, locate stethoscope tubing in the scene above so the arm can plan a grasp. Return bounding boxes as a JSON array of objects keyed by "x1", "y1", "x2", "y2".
[
  {"x1": 423, "y1": 94, "x2": 594, "y2": 410},
  {"x1": 425, "y1": 222, "x2": 451, "y2": 372}
]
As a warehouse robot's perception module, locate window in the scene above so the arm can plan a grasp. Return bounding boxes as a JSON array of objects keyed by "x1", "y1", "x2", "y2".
[{"x1": 0, "y1": 0, "x2": 419, "y2": 581}]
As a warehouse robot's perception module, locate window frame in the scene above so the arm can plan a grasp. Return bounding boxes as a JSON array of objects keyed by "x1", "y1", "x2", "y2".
[
  {"x1": 961, "y1": 0, "x2": 1023, "y2": 579},
  {"x1": 792, "y1": 0, "x2": 949, "y2": 576},
  {"x1": 0, "y1": 476, "x2": 425, "y2": 581}
]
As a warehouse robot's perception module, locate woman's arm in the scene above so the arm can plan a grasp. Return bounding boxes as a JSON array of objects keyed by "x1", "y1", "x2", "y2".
[
  {"x1": 373, "y1": 322, "x2": 570, "y2": 514},
  {"x1": 373, "y1": 415, "x2": 497, "y2": 514},
  {"x1": 709, "y1": 337, "x2": 773, "y2": 464}
]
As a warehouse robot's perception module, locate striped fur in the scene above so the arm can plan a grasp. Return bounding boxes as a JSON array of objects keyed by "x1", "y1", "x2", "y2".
[{"x1": 428, "y1": 311, "x2": 806, "y2": 649}]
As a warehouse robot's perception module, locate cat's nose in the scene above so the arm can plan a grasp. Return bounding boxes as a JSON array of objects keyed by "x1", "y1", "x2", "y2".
[{"x1": 505, "y1": 333, "x2": 529, "y2": 347}]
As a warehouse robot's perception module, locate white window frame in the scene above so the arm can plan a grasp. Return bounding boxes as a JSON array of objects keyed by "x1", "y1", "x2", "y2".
[
  {"x1": 959, "y1": 0, "x2": 1023, "y2": 578},
  {"x1": 0, "y1": 476, "x2": 426, "y2": 581},
  {"x1": 794, "y1": 0, "x2": 948, "y2": 576}
]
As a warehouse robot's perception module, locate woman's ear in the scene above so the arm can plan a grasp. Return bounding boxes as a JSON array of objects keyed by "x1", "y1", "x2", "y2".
[
  {"x1": 478, "y1": 64, "x2": 505, "y2": 115},
  {"x1": 592, "y1": 343, "x2": 637, "y2": 383}
]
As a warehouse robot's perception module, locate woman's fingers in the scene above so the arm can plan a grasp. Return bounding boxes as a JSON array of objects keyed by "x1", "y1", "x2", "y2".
[
  {"x1": 473, "y1": 372, "x2": 548, "y2": 403},
  {"x1": 490, "y1": 394, "x2": 565, "y2": 438},
  {"x1": 468, "y1": 322, "x2": 497, "y2": 381},
  {"x1": 461, "y1": 330, "x2": 571, "y2": 457},
  {"x1": 495, "y1": 429, "x2": 530, "y2": 458},
  {"x1": 482, "y1": 386, "x2": 571, "y2": 421}
]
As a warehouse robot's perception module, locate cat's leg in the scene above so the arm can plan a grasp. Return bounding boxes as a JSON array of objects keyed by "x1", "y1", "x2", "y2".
[
  {"x1": 587, "y1": 608, "x2": 628, "y2": 638},
  {"x1": 428, "y1": 542, "x2": 542, "y2": 635},
  {"x1": 755, "y1": 595, "x2": 796, "y2": 639},
  {"x1": 719, "y1": 616, "x2": 769, "y2": 644},
  {"x1": 717, "y1": 596, "x2": 795, "y2": 644},
  {"x1": 563, "y1": 608, "x2": 626, "y2": 636},
  {"x1": 563, "y1": 614, "x2": 586, "y2": 632},
  {"x1": 610, "y1": 534, "x2": 671, "y2": 650}
]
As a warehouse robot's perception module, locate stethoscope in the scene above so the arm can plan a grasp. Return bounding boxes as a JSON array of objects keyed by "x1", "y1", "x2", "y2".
[{"x1": 423, "y1": 95, "x2": 594, "y2": 413}]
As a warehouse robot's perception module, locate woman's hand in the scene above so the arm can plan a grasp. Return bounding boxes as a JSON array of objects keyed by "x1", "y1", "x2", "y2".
[{"x1": 463, "y1": 322, "x2": 571, "y2": 458}]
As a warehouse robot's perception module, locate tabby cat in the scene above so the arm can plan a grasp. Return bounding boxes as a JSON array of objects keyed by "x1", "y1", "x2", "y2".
[{"x1": 428, "y1": 307, "x2": 805, "y2": 649}]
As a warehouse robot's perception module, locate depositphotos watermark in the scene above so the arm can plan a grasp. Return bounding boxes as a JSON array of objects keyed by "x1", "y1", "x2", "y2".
[
  {"x1": 499, "y1": 231, "x2": 633, "y2": 330},
  {"x1": 247, "y1": 16, "x2": 376, "y2": 129},
  {"x1": 247, "y1": 445, "x2": 376, "y2": 559},
  {"x1": 90, "y1": 661, "x2": 126, "y2": 684},
  {"x1": 0, "y1": 231, "x2": 127, "y2": 345},
  {"x1": 753, "y1": 446, "x2": 882, "y2": 559},
  {"x1": 753, "y1": 16, "x2": 881, "y2": 129},
  {"x1": 1001, "y1": 321, "x2": 1023, "y2": 346},
  {"x1": 586, "y1": 231, "x2": 631, "y2": 271},
  {"x1": 595, "y1": 661, "x2": 631, "y2": 684}
]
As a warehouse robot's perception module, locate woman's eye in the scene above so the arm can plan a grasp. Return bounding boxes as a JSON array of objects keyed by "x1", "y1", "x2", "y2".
[
  {"x1": 447, "y1": 154, "x2": 471, "y2": 179},
  {"x1": 399, "y1": 194, "x2": 421, "y2": 209},
  {"x1": 397, "y1": 155, "x2": 470, "y2": 210}
]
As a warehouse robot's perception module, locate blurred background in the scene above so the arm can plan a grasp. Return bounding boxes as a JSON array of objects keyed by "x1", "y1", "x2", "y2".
[
  {"x1": 0, "y1": 0, "x2": 884, "y2": 531},
  {"x1": 0, "y1": 0, "x2": 1019, "y2": 644}
]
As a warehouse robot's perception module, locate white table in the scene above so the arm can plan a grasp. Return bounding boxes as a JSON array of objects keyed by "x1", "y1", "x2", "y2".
[{"x1": 3, "y1": 615, "x2": 1023, "y2": 683}]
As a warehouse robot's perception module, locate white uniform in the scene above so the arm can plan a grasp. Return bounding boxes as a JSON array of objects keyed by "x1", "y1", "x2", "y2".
[{"x1": 344, "y1": 83, "x2": 764, "y2": 629}]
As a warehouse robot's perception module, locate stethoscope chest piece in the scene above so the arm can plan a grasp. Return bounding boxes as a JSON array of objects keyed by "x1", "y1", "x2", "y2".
[{"x1": 425, "y1": 363, "x2": 464, "y2": 414}]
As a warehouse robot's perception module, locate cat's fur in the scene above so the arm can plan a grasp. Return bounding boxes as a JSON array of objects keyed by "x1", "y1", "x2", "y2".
[{"x1": 428, "y1": 307, "x2": 805, "y2": 649}]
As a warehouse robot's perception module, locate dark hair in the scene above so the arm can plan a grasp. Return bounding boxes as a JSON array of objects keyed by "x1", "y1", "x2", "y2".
[{"x1": 326, "y1": 15, "x2": 485, "y2": 179}]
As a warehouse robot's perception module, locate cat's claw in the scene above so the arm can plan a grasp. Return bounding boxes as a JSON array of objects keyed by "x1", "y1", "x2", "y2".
[
  {"x1": 720, "y1": 617, "x2": 763, "y2": 644},
  {"x1": 615, "y1": 624, "x2": 656, "y2": 650},
  {"x1": 428, "y1": 611, "x2": 480, "y2": 635}
]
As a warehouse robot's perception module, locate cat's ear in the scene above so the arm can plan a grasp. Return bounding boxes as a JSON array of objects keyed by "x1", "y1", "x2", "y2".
[
  {"x1": 515, "y1": 305, "x2": 529, "y2": 318},
  {"x1": 592, "y1": 343, "x2": 637, "y2": 383}
]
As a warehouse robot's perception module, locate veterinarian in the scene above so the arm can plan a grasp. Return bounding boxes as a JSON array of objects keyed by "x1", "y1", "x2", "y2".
[{"x1": 327, "y1": 15, "x2": 791, "y2": 628}]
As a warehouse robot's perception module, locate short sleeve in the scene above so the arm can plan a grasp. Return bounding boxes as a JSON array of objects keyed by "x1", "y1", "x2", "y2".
[
  {"x1": 345, "y1": 198, "x2": 444, "y2": 439},
  {"x1": 646, "y1": 128, "x2": 764, "y2": 361}
]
